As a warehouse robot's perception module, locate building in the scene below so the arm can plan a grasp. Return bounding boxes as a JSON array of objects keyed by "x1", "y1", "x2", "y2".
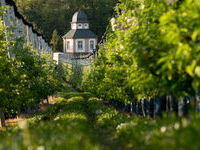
[{"x1": 63, "y1": 10, "x2": 98, "y2": 56}]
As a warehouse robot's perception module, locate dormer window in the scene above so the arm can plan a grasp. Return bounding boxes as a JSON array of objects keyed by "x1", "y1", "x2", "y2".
[
  {"x1": 84, "y1": 23, "x2": 89, "y2": 29},
  {"x1": 78, "y1": 24, "x2": 82, "y2": 29}
]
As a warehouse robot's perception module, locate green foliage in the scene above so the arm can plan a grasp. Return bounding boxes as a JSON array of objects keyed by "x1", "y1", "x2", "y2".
[
  {"x1": 115, "y1": 114, "x2": 200, "y2": 150},
  {"x1": 2, "y1": 1, "x2": 200, "y2": 149},
  {"x1": 0, "y1": 8, "x2": 65, "y2": 116},
  {"x1": 70, "y1": 61, "x2": 84, "y2": 89},
  {"x1": 64, "y1": 61, "x2": 87, "y2": 90},
  {"x1": 82, "y1": 0, "x2": 200, "y2": 103},
  {"x1": 1, "y1": 89, "x2": 200, "y2": 150},
  {"x1": 50, "y1": 29, "x2": 60, "y2": 52}
]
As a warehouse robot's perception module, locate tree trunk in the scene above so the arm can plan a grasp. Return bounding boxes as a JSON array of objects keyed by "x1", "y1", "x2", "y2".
[
  {"x1": 195, "y1": 95, "x2": 200, "y2": 112},
  {"x1": 46, "y1": 96, "x2": 49, "y2": 104},
  {"x1": 141, "y1": 99, "x2": 146, "y2": 117},
  {"x1": 0, "y1": 108, "x2": 5, "y2": 128}
]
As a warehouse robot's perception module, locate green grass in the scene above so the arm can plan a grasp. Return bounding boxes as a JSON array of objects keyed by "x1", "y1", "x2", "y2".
[{"x1": 1, "y1": 89, "x2": 200, "y2": 150}]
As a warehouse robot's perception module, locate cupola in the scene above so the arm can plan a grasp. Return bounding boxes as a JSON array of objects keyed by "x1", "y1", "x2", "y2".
[{"x1": 71, "y1": 10, "x2": 89, "y2": 30}]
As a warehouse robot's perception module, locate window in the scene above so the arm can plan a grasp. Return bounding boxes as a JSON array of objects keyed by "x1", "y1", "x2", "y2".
[
  {"x1": 84, "y1": 23, "x2": 88, "y2": 28},
  {"x1": 90, "y1": 40, "x2": 95, "y2": 51},
  {"x1": 78, "y1": 41, "x2": 83, "y2": 49},
  {"x1": 78, "y1": 24, "x2": 82, "y2": 29},
  {"x1": 76, "y1": 39, "x2": 85, "y2": 52},
  {"x1": 66, "y1": 41, "x2": 70, "y2": 50}
]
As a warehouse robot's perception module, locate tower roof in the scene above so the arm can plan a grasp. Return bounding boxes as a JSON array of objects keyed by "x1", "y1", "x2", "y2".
[
  {"x1": 72, "y1": 10, "x2": 88, "y2": 23},
  {"x1": 63, "y1": 29, "x2": 97, "y2": 38}
]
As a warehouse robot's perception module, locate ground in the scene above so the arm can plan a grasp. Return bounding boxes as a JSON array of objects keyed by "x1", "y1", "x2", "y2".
[
  {"x1": 1, "y1": 86, "x2": 200, "y2": 150},
  {"x1": 5, "y1": 95, "x2": 58, "y2": 127}
]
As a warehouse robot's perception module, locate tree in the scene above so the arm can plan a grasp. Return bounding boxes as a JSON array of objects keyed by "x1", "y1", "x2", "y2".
[
  {"x1": 0, "y1": 12, "x2": 65, "y2": 123},
  {"x1": 50, "y1": 29, "x2": 60, "y2": 52},
  {"x1": 82, "y1": 0, "x2": 200, "y2": 103},
  {"x1": 14, "y1": 0, "x2": 118, "y2": 50}
]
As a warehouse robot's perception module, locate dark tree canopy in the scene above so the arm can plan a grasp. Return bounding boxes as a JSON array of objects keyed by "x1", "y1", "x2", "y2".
[{"x1": 14, "y1": 0, "x2": 118, "y2": 51}]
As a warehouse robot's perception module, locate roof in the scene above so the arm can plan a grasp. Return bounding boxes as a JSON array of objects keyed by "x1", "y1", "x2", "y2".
[
  {"x1": 63, "y1": 29, "x2": 97, "y2": 38},
  {"x1": 72, "y1": 10, "x2": 88, "y2": 23}
]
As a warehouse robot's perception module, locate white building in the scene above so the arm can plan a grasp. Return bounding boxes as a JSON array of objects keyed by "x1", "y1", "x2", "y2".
[{"x1": 63, "y1": 10, "x2": 98, "y2": 56}]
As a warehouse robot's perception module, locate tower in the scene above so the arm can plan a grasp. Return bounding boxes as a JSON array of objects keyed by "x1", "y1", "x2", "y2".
[{"x1": 63, "y1": 10, "x2": 98, "y2": 55}]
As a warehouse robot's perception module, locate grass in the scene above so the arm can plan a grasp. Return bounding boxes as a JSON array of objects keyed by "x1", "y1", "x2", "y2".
[{"x1": 1, "y1": 88, "x2": 200, "y2": 150}]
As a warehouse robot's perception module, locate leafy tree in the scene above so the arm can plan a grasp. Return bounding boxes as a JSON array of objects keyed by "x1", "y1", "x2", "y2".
[
  {"x1": 51, "y1": 29, "x2": 60, "y2": 52},
  {"x1": 14, "y1": 0, "x2": 118, "y2": 50},
  {"x1": 82, "y1": 0, "x2": 200, "y2": 103},
  {"x1": 0, "y1": 6, "x2": 66, "y2": 119}
]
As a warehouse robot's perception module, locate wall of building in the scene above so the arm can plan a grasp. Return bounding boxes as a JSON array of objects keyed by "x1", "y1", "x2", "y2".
[
  {"x1": 64, "y1": 38, "x2": 74, "y2": 53},
  {"x1": 63, "y1": 38, "x2": 97, "y2": 54}
]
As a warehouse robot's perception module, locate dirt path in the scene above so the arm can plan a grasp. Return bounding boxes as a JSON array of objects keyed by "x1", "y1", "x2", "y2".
[{"x1": 5, "y1": 95, "x2": 58, "y2": 127}]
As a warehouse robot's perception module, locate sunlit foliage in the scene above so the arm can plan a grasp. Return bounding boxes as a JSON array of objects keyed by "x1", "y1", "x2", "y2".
[{"x1": 83, "y1": 0, "x2": 200, "y2": 103}]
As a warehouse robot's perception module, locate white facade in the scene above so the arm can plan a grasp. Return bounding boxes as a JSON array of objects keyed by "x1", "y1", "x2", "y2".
[
  {"x1": 63, "y1": 38, "x2": 97, "y2": 54},
  {"x1": 64, "y1": 39, "x2": 74, "y2": 53}
]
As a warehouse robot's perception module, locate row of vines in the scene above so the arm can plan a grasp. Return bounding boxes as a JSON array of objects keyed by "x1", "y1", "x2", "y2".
[
  {"x1": 0, "y1": 7, "x2": 65, "y2": 121},
  {"x1": 67, "y1": 0, "x2": 200, "y2": 116}
]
